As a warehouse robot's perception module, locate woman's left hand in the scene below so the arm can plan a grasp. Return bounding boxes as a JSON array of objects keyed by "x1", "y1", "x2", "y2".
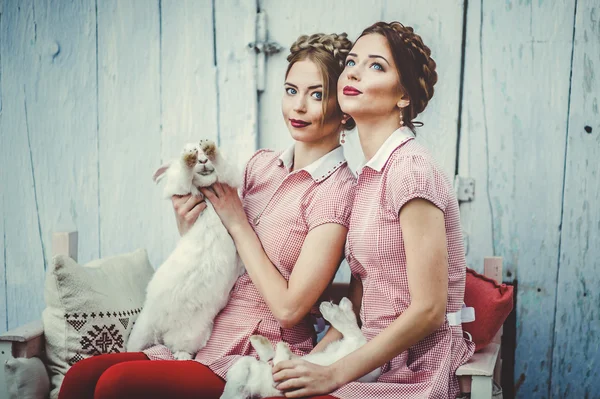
[
  {"x1": 272, "y1": 359, "x2": 341, "y2": 398},
  {"x1": 200, "y1": 183, "x2": 248, "y2": 233}
]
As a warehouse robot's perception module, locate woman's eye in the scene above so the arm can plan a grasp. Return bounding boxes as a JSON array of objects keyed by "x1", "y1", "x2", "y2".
[
  {"x1": 345, "y1": 59, "x2": 356, "y2": 67},
  {"x1": 311, "y1": 92, "x2": 323, "y2": 100},
  {"x1": 371, "y1": 63, "x2": 383, "y2": 71},
  {"x1": 286, "y1": 87, "x2": 297, "y2": 95}
]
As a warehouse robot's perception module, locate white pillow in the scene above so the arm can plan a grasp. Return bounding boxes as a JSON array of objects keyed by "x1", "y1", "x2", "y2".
[
  {"x1": 42, "y1": 249, "x2": 154, "y2": 399},
  {"x1": 4, "y1": 357, "x2": 50, "y2": 399}
]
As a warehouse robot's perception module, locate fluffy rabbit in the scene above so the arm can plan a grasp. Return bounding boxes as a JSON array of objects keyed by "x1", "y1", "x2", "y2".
[
  {"x1": 127, "y1": 139, "x2": 244, "y2": 360},
  {"x1": 221, "y1": 297, "x2": 381, "y2": 398}
]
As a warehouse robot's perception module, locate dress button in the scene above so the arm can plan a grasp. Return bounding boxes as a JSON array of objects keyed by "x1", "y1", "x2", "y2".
[{"x1": 253, "y1": 216, "x2": 260, "y2": 226}]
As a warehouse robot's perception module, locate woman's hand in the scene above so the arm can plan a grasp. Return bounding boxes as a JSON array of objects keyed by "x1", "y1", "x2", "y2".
[
  {"x1": 172, "y1": 194, "x2": 207, "y2": 236},
  {"x1": 272, "y1": 359, "x2": 341, "y2": 398},
  {"x1": 200, "y1": 183, "x2": 248, "y2": 234}
]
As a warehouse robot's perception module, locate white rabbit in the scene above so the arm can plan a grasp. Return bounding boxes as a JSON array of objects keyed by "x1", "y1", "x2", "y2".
[
  {"x1": 221, "y1": 297, "x2": 381, "y2": 399},
  {"x1": 127, "y1": 139, "x2": 244, "y2": 360}
]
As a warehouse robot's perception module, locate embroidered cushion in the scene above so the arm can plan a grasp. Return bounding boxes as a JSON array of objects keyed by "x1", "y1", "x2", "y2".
[
  {"x1": 42, "y1": 250, "x2": 154, "y2": 399},
  {"x1": 462, "y1": 268, "x2": 514, "y2": 351}
]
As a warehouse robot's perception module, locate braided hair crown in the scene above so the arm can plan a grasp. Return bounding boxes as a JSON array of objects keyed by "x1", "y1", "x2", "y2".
[
  {"x1": 287, "y1": 33, "x2": 352, "y2": 70},
  {"x1": 360, "y1": 21, "x2": 438, "y2": 127}
]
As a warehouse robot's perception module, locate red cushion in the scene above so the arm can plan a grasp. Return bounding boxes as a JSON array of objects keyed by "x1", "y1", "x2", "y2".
[{"x1": 462, "y1": 268, "x2": 514, "y2": 351}]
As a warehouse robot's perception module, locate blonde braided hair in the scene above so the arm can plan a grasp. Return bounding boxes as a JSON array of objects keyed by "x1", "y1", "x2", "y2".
[
  {"x1": 359, "y1": 21, "x2": 438, "y2": 132},
  {"x1": 285, "y1": 33, "x2": 355, "y2": 130}
]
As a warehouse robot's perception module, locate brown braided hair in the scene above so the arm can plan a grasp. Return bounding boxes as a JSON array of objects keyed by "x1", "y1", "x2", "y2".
[
  {"x1": 286, "y1": 33, "x2": 355, "y2": 130},
  {"x1": 358, "y1": 22, "x2": 437, "y2": 132}
]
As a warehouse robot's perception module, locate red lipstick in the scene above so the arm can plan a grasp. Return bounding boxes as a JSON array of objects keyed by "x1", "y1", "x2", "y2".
[
  {"x1": 290, "y1": 119, "x2": 311, "y2": 128},
  {"x1": 343, "y1": 86, "x2": 362, "y2": 96}
]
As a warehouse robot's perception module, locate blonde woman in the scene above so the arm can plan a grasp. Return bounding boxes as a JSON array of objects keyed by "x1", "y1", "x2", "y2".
[{"x1": 59, "y1": 33, "x2": 355, "y2": 399}]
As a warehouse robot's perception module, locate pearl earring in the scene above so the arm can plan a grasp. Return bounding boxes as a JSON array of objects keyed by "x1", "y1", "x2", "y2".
[{"x1": 397, "y1": 102, "x2": 406, "y2": 126}]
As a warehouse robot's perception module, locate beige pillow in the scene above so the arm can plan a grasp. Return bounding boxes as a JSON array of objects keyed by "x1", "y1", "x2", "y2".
[
  {"x1": 4, "y1": 357, "x2": 50, "y2": 399},
  {"x1": 42, "y1": 250, "x2": 154, "y2": 399}
]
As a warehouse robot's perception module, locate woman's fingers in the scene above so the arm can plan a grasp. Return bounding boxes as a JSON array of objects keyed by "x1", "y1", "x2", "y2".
[
  {"x1": 173, "y1": 194, "x2": 204, "y2": 216},
  {"x1": 276, "y1": 377, "x2": 307, "y2": 391},
  {"x1": 186, "y1": 201, "x2": 207, "y2": 222},
  {"x1": 212, "y1": 182, "x2": 225, "y2": 198}
]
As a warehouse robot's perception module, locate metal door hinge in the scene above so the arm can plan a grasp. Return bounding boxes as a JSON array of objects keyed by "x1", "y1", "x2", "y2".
[
  {"x1": 454, "y1": 176, "x2": 475, "y2": 202},
  {"x1": 249, "y1": 10, "x2": 283, "y2": 92}
]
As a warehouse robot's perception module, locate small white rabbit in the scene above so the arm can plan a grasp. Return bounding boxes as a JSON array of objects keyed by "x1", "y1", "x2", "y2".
[
  {"x1": 221, "y1": 297, "x2": 381, "y2": 399},
  {"x1": 127, "y1": 139, "x2": 244, "y2": 360}
]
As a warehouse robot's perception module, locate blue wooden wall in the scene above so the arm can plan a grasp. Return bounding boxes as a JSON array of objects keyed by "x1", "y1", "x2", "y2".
[{"x1": 0, "y1": 0, "x2": 598, "y2": 397}]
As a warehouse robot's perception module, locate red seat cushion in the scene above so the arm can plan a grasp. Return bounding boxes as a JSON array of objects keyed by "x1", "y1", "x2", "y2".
[{"x1": 463, "y1": 268, "x2": 514, "y2": 351}]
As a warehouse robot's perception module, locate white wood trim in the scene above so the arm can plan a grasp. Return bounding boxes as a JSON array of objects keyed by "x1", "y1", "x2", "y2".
[
  {"x1": 470, "y1": 375, "x2": 493, "y2": 399},
  {"x1": 456, "y1": 343, "x2": 501, "y2": 377},
  {"x1": 51, "y1": 231, "x2": 78, "y2": 262}
]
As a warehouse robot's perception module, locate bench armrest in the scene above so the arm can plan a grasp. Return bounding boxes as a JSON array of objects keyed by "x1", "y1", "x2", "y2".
[
  {"x1": 0, "y1": 320, "x2": 45, "y2": 359},
  {"x1": 456, "y1": 342, "x2": 500, "y2": 377}
]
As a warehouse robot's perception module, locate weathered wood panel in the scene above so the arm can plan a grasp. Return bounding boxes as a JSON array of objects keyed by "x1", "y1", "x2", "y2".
[
  {"x1": 214, "y1": 0, "x2": 258, "y2": 169},
  {"x1": 552, "y1": 1, "x2": 600, "y2": 397},
  {"x1": 159, "y1": 0, "x2": 219, "y2": 259},
  {"x1": 0, "y1": 0, "x2": 98, "y2": 332},
  {"x1": 97, "y1": 1, "x2": 163, "y2": 267},
  {"x1": 383, "y1": 0, "x2": 465, "y2": 178},
  {"x1": 458, "y1": 0, "x2": 576, "y2": 396}
]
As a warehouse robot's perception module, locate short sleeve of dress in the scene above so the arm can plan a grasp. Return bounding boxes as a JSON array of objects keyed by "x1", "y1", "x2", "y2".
[
  {"x1": 305, "y1": 171, "x2": 356, "y2": 231},
  {"x1": 387, "y1": 154, "x2": 450, "y2": 215},
  {"x1": 241, "y1": 149, "x2": 271, "y2": 199}
]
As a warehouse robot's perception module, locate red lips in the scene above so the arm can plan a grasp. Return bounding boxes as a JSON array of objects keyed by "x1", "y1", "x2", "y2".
[
  {"x1": 290, "y1": 119, "x2": 311, "y2": 128},
  {"x1": 343, "y1": 86, "x2": 362, "y2": 96}
]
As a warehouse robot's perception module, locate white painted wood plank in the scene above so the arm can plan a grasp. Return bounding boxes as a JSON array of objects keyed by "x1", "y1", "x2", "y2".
[
  {"x1": 214, "y1": 0, "x2": 258, "y2": 170},
  {"x1": 458, "y1": 1, "x2": 575, "y2": 396},
  {"x1": 159, "y1": 0, "x2": 219, "y2": 260},
  {"x1": 383, "y1": 0, "x2": 464, "y2": 178},
  {"x1": 0, "y1": 170, "x2": 6, "y2": 333},
  {"x1": 97, "y1": 1, "x2": 162, "y2": 268},
  {"x1": 456, "y1": 342, "x2": 500, "y2": 377},
  {"x1": 552, "y1": 1, "x2": 600, "y2": 397},
  {"x1": 0, "y1": 0, "x2": 98, "y2": 331},
  {"x1": 470, "y1": 375, "x2": 493, "y2": 399}
]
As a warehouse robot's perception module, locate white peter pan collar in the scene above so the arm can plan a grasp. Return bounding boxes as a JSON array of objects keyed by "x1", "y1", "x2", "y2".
[
  {"x1": 357, "y1": 127, "x2": 415, "y2": 174},
  {"x1": 278, "y1": 145, "x2": 347, "y2": 183}
]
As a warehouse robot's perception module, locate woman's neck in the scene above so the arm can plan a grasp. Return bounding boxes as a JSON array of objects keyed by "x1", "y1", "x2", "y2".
[
  {"x1": 356, "y1": 115, "x2": 402, "y2": 161},
  {"x1": 292, "y1": 134, "x2": 340, "y2": 171}
]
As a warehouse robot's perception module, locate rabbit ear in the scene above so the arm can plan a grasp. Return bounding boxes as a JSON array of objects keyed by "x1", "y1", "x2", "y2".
[{"x1": 153, "y1": 163, "x2": 171, "y2": 183}]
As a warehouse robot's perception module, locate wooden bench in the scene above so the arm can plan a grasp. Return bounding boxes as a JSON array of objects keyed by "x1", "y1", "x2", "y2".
[{"x1": 0, "y1": 233, "x2": 504, "y2": 399}]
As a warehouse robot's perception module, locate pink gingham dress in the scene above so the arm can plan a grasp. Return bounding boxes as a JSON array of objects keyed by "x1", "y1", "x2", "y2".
[
  {"x1": 144, "y1": 145, "x2": 356, "y2": 379},
  {"x1": 332, "y1": 127, "x2": 475, "y2": 399}
]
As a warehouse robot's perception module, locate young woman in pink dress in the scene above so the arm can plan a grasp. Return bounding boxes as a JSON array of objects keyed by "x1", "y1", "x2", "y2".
[
  {"x1": 58, "y1": 33, "x2": 356, "y2": 399},
  {"x1": 272, "y1": 21, "x2": 475, "y2": 399}
]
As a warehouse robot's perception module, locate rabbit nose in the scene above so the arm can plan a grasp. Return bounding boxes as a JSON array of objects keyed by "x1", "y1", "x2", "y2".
[{"x1": 198, "y1": 158, "x2": 208, "y2": 164}]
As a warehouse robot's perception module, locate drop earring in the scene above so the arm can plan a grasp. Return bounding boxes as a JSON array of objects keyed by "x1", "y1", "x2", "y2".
[
  {"x1": 341, "y1": 115, "x2": 348, "y2": 143},
  {"x1": 398, "y1": 105, "x2": 405, "y2": 126}
]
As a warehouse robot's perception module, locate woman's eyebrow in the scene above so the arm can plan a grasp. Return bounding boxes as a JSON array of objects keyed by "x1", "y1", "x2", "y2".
[
  {"x1": 369, "y1": 55, "x2": 390, "y2": 66},
  {"x1": 284, "y1": 83, "x2": 323, "y2": 90},
  {"x1": 347, "y1": 53, "x2": 390, "y2": 66}
]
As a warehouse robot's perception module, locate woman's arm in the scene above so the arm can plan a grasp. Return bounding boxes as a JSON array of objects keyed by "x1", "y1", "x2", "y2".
[
  {"x1": 311, "y1": 275, "x2": 363, "y2": 353},
  {"x1": 201, "y1": 183, "x2": 347, "y2": 329},
  {"x1": 272, "y1": 198, "x2": 448, "y2": 397}
]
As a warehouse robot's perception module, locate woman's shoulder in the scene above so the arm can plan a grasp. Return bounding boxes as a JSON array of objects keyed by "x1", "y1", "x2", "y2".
[
  {"x1": 244, "y1": 148, "x2": 282, "y2": 173},
  {"x1": 387, "y1": 140, "x2": 448, "y2": 181}
]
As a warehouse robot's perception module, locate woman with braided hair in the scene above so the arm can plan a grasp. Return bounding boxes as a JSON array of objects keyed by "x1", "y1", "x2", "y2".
[
  {"x1": 273, "y1": 21, "x2": 475, "y2": 398},
  {"x1": 58, "y1": 32, "x2": 356, "y2": 399}
]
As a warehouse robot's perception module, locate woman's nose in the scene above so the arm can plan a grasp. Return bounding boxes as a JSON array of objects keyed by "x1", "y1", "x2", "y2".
[{"x1": 293, "y1": 97, "x2": 306, "y2": 113}]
